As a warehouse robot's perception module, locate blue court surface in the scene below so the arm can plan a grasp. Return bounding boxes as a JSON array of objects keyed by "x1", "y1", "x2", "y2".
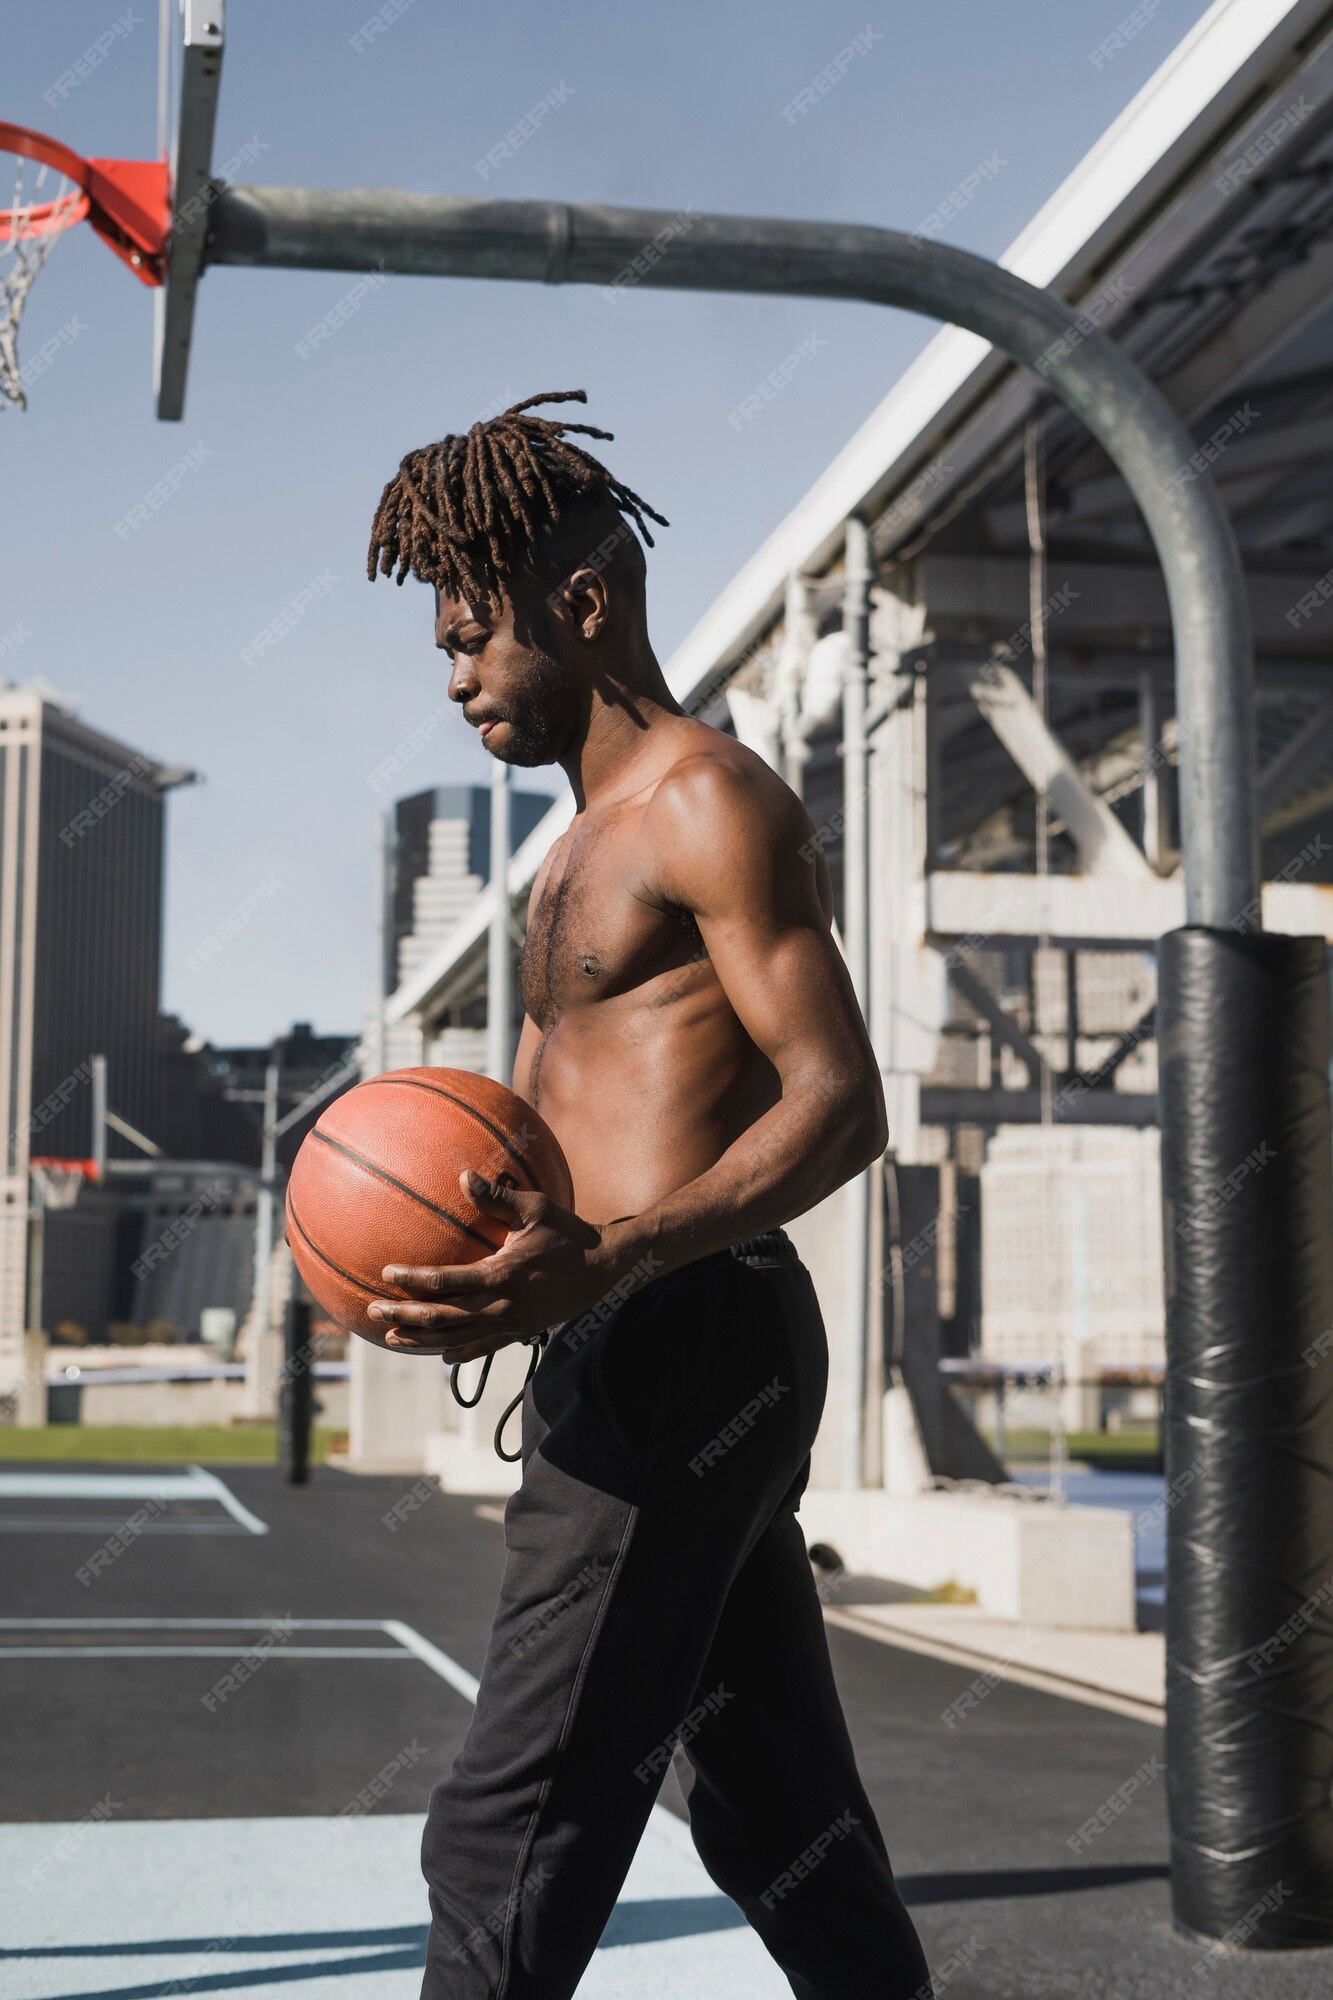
[{"x1": 2, "y1": 1806, "x2": 787, "y2": 1999}]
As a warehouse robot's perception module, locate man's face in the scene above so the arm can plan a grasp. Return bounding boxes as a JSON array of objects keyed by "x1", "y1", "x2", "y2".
[{"x1": 435, "y1": 582, "x2": 583, "y2": 767}]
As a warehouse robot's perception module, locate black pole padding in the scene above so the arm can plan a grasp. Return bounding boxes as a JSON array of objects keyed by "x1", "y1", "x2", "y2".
[
  {"x1": 1159, "y1": 927, "x2": 1333, "y2": 1947},
  {"x1": 279, "y1": 1294, "x2": 314, "y2": 1486}
]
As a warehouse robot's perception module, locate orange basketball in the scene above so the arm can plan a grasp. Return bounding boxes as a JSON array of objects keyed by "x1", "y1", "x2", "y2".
[{"x1": 285, "y1": 1067, "x2": 573, "y2": 1347}]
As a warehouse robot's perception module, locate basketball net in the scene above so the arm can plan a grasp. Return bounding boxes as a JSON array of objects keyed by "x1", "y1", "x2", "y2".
[
  {"x1": 30, "y1": 1159, "x2": 94, "y2": 1211},
  {"x1": 0, "y1": 146, "x2": 88, "y2": 412}
]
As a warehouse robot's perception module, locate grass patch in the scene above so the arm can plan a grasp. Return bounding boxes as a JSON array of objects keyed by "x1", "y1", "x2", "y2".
[
  {"x1": 919, "y1": 1580, "x2": 978, "y2": 1605},
  {"x1": 995, "y1": 1428, "x2": 1162, "y2": 1468},
  {"x1": 0, "y1": 1425, "x2": 340, "y2": 1464}
]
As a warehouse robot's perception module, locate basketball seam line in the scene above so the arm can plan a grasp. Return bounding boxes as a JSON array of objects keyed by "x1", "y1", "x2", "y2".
[
  {"x1": 285, "y1": 1193, "x2": 379, "y2": 1298},
  {"x1": 360, "y1": 1075, "x2": 538, "y2": 1179},
  {"x1": 308, "y1": 1129, "x2": 498, "y2": 1253}
]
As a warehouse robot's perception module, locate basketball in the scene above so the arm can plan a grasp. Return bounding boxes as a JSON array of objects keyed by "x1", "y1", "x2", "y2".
[{"x1": 285, "y1": 1067, "x2": 573, "y2": 1346}]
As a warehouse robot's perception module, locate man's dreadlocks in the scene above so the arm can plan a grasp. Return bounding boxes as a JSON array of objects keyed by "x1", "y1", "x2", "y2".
[{"x1": 366, "y1": 389, "x2": 668, "y2": 607}]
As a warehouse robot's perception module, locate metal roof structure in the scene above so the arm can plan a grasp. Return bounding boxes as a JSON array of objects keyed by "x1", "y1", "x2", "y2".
[{"x1": 387, "y1": 0, "x2": 1333, "y2": 1031}]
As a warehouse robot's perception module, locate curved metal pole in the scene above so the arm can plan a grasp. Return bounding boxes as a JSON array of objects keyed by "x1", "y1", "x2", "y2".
[{"x1": 209, "y1": 186, "x2": 1259, "y2": 928}]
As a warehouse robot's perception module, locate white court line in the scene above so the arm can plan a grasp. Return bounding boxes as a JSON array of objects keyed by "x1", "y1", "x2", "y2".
[
  {"x1": 0, "y1": 1470, "x2": 213, "y2": 1499},
  {"x1": 185, "y1": 1463, "x2": 269, "y2": 1535},
  {"x1": 0, "y1": 1646, "x2": 416, "y2": 1659},
  {"x1": 0, "y1": 1464, "x2": 268, "y2": 1535},
  {"x1": 381, "y1": 1618, "x2": 481, "y2": 1704},
  {"x1": 380, "y1": 1619, "x2": 682, "y2": 1841},
  {"x1": 0, "y1": 1617, "x2": 400, "y2": 1628},
  {"x1": 0, "y1": 1516, "x2": 248, "y2": 1534}
]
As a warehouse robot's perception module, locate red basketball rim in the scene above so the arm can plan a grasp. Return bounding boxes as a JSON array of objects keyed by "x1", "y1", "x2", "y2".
[{"x1": 0, "y1": 122, "x2": 93, "y2": 239}]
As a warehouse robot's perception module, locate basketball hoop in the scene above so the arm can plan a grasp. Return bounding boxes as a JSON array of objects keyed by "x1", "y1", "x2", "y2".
[
  {"x1": 0, "y1": 122, "x2": 168, "y2": 412},
  {"x1": 29, "y1": 1157, "x2": 99, "y2": 1211}
]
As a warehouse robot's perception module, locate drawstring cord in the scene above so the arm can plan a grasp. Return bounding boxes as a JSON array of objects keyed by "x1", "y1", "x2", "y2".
[{"x1": 448, "y1": 1333, "x2": 548, "y2": 1463}]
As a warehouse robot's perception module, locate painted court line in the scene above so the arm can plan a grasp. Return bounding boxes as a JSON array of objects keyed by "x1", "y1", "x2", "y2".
[
  {"x1": 185, "y1": 1463, "x2": 270, "y2": 1534},
  {"x1": 0, "y1": 1645, "x2": 414, "y2": 1660},
  {"x1": 0, "y1": 1617, "x2": 399, "y2": 1628},
  {"x1": 381, "y1": 1617, "x2": 481, "y2": 1703},
  {"x1": 0, "y1": 1515, "x2": 249, "y2": 1533},
  {"x1": 0, "y1": 1464, "x2": 268, "y2": 1535}
]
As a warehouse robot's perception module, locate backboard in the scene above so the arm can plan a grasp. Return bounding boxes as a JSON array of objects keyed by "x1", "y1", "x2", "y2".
[{"x1": 153, "y1": 0, "x2": 225, "y2": 421}]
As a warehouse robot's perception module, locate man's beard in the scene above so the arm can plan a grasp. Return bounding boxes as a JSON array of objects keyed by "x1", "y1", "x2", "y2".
[{"x1": 491, "y1": 648, "x2": 576, "y2": 766}]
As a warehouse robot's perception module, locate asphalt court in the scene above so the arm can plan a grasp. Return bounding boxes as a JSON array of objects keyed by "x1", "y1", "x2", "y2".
[{"x1": 7, "y1": 1459, "x2": 1333, "y2": 1997}]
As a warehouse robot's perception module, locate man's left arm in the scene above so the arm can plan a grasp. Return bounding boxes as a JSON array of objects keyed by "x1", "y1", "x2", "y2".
[{"x1": 601, "y1": 750, "x2": 886, "y2": 1280}]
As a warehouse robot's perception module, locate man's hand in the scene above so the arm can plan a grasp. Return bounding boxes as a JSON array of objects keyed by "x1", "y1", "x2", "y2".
[{"x1": 369, "y1": 1170, "x2": 610, "y2": 1364}]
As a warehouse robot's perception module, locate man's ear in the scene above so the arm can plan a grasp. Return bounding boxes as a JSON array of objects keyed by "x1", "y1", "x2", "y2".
[{"x1": 552, "y1": 565, "x2": 611, "y2": 643}]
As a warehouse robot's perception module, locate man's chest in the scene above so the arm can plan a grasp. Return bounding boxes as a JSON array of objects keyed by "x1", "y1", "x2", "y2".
[{"x1": 519, "y1": 826, "x2": 702, "y2": 1031}]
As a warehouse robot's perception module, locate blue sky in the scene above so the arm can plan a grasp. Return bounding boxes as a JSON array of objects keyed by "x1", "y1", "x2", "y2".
[{"x1": 7, "y1": 0, "x2": 1216, "y2": 1044}]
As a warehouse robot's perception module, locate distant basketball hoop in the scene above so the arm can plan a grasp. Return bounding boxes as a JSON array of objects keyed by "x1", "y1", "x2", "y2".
[
  {"x1": 29, "y1": 1157, "x2": 99, "y2": 1211},
  {"x1": 0, "y1": 121, "x2": 167, "y2": 411}
]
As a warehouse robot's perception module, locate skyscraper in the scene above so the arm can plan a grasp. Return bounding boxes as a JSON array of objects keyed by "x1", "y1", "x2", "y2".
[{"x1": 0, "y1": 685, "x2": 194, "y2": 1376}]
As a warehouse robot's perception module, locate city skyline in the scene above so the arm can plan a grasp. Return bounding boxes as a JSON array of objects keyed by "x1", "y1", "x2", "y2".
[{"x1": 6, "y1": 0, "x2": 1216, "y2": 1040}]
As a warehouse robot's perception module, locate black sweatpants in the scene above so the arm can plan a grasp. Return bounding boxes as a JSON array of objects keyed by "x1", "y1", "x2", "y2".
[{"x1": 419, "y1": 1229, "x2": 932, "y2": 1999}]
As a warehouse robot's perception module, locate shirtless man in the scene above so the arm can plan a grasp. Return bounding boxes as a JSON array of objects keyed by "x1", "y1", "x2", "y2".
[{"x1": 365, "y1": 392, "x2": 931, "y2": 2000}]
